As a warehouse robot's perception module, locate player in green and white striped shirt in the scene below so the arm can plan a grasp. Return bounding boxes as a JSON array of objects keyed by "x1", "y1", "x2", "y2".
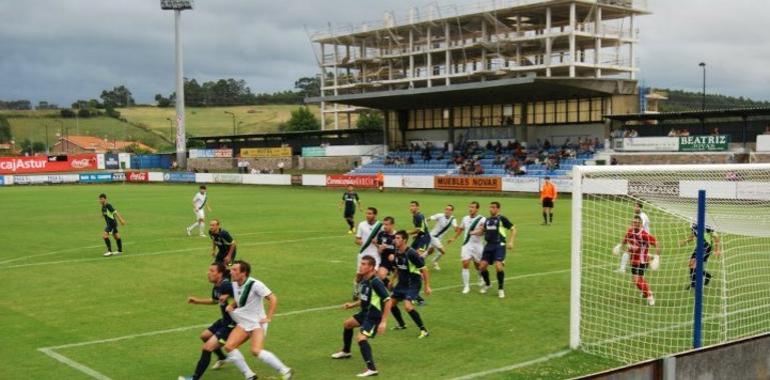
[
  {"x1": 447, "y1": 201, "x2": 486, "y2": 294},
  {"x1": 424, "y1": 205, "x2": 458, "y2": 271}
]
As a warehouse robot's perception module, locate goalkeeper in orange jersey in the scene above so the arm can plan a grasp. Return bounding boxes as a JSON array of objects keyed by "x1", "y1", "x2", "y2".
[
  {"x1": 540, "y1": 176, "x2": 557, "y2": 225},
  {"x1": 616, "y1": 215, "x2": 661, "y2": 306}
]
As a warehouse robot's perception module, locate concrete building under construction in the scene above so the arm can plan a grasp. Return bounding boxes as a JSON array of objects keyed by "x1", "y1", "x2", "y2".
[{"x1": 308, "y1": 0, "x2": 649, "y2": 148}]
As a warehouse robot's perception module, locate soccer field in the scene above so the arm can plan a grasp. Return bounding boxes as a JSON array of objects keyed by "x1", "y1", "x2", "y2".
[{"x1": 0, "y1": 184, "x2": 619, "y2": 379}]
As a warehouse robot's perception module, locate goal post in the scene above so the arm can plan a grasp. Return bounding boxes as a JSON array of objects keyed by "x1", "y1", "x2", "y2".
[{"x1": 570, "y1": 164, "x2": 770, "y2": 363}]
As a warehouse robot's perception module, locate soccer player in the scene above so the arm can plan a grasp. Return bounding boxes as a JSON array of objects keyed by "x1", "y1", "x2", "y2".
[
  {"x1": 617, "y1": 215, "x2": 661, "y2": 306},
  {"x1": 356, "y1": 207, "x2": 383, "y2": 268},
  {"x1": 540, "y1": 176, "x2": 557, "y2": 225},
  {"x1": 408, "y1": 201, "x2": 431, "y2": 254},
  {"x1": 618, "y1": 202, "x2": 651, "y2": 273},
  {"x1": 209, "y1": 219, "x2": 237, "y2": 265},
  {"x1": 340, "y1": 185, "x2": 363, "y2": 234},
  {"x1": 178, "y1": 263, "x2": 257, "y2": 380},
  {"x1": 375, "y1": 216, "x2": 397, "y2": 286},
  {"x1": 479, "y1": 201, "x2": 516, "y2": 298},
  {"x1": 187, "y1": 185, "x2": 212, "y2": 237},
  {"x1": 99, "y1": 193, "x2": 126, "y2": 257},
  {"x1": 447, "y1": 201, "x2": 486, "y2": 294},
  {"x1": 424, "y1": 204, "x2": 458, "y2": 270},
  {"x1": 222, "y1": 260, "x2": 293, "y2": 379},
  {"x1": 388, "y1": 230, "x2": 431, "y2": 338},
  {"x1": 330, "y1": 256, "x2": 392, "y2": 378},
  {"x1": 680, "y1": 223, "x2": 721, "y2": 290}
]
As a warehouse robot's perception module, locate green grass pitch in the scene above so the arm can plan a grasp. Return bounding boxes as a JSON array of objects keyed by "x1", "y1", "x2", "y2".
[{"x1": 0, "y1": 184, "x2": 619, "y2": 379}]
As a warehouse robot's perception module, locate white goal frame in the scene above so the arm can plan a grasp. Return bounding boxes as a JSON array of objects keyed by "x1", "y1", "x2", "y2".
[{"x1": 569, "y1": 163, "x2": 770, "y2": 350}]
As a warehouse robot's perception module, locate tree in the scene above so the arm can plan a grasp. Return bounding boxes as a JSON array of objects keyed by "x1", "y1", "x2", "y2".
[
  {"x1": 280, "y1": 106, "x2": 320, "y2": 132},
  {"x1": 0, "y1": 116, "x2": 11, "y2": 143},
  {"x1": 32, "y1": 142, "x2": 46, "y2": 153},
  {"x1": 294, "y1": 76, "x2": 321, "y2": 98},
  {"x1": 154, "y1": 94, "x2": 173, "y2": 108},
  {"x1": 100, "y1": 85, "x2": 135, "y2": 108},
  {"x1": 356, "y1": 110, "x2": 384, "y2": 130}
]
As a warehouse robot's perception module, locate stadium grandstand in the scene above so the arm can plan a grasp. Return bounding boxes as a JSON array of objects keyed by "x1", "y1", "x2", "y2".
[{"x1": 306, "y1": 0, "x2": 648, "y2": 178}]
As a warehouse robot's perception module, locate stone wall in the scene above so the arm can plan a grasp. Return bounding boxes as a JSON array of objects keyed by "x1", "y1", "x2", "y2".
[
  {"x1": 610, "y1": 153, "x2": 749, "y2": 165},
  {"x1": 750, "y1": 153, "x2": 770, "y2": 163},
  {"x1": 188, "y1": 157, "x2": 294, "y2": 172},
  {"x1": 299, "y1": 156, "x2": 360, "y2": 171}
]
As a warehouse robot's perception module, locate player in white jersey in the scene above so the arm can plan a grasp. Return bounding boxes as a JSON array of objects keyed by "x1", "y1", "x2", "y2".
[
  {"x1": 447, "y1": 201, "x2": 486, "y2": 294},
  {"x1": 618, "y1": 202, "x2": 651, "y2": 273},
  {"x1": 187, "y1": 185, "x2": 212, "y2": 237},
  {"x1": 424, "y1": 205, "x2": 458, "y2": 271},
  {"x1": 222, "y1": 260, "x2": 293, "y2": 379},
  {"x1": 355, "y1": 207, "x2": 382, "y2": 268}
]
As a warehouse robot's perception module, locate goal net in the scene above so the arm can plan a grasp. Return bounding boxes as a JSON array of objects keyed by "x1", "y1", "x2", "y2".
[{"x1": 570, "y1": 164, "x2": 770, "y2": 364}]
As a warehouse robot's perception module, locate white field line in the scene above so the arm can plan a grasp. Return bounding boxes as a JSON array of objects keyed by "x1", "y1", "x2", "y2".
[
  {"x1": 447, "y1": 350, "x2": 572, "y2": 380},
  {"x1": 0, "y1": 234, "x2": 348, "y2": 270},
  {"x1": 37, "y1": 268, "x2": 572, "y2": 379},
  {"x1": 0, "y1": 230, "x2": 336, "y2": 265}
]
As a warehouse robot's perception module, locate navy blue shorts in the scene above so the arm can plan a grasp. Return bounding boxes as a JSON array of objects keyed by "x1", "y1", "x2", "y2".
[
  {"x1": 631, "y1": 263, "x2": 648, "y2": 276},
  {"x1": 215, "y1": 250, "x2": 236, "y2": 264},
  {"x1": 379, "y1": 254, "x2": 395, "y2": 272},
  {"x1": 207, "y1": 319, "x2": 235, "y2": 344},
  {"x1": 344, "y1": 209, "x2": 355, "y2": 218},
  {"x1": 392, "y1": 284, "x2": 421, "y2": 301},
  {"x1": 482, "y1": 244, "x2": 506, "y2": 263},
  {"x1": 690, "y1": 244, "x2": 713, "y2": 262},
  {"x1": 353, "y1": 311, "x2": 383, "y2": 338},
  {"x1": 411, "y1": 234, "x2": 431, "y2": 250},
  {"x1": 104, "y1": 223, "x2": 118, "y2": 234}
]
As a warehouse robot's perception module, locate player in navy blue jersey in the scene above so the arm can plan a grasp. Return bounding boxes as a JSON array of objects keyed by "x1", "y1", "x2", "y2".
[
  {"x1": 375, "y1": 216, "x2": 397, "y2": 287},
  {"x1": 680, "y1": 223, "x2": 721, "y2": 290},
  {"x1": 408, "y1": 201, "x2": 431, "y2": 253},
  {"x1": 178, "y1": 263, "x2": 256, "y2": 380},
  {"x1": 388, "y1": 230, "x2": 431, "y2": 338},
  {"x1": 479, "y1": 202, "x2": 517, "y2": 298},
  {"x1": 340, "y1": 185, "x2": 363, "y2": 234},
  {"x1": 330, "y1": 255, "x2": 392, "y2": 377},
  {"x1": 99, "y1": 193, "x2": 126, "y2": 257},
  {"x1": 208, "y1": 219, "x2": 237, "y2": 265}
]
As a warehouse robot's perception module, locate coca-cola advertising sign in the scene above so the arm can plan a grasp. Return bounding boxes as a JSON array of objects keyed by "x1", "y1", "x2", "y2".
[
  {"x1": 326, "y1": 175, "x2": 377, "y2": 188},
  {"x1": 0, "y1": 154, "x2": 97, "y2": 174},
  {"x1": 126, "y1": 171, "x2": 149, "y2": 182}
]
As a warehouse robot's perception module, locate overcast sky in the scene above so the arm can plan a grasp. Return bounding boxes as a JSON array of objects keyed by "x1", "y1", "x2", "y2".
[{"x1": 0, "y1": 0, "x2": 768, "y2": 106}]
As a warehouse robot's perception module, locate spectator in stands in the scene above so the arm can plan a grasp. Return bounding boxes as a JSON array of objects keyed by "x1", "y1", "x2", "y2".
[
  {"x1": 485, "y1": 141, "x2": 494, "y2": 151},
  {"x1": 250, "y1": 167, "x2": 258, "y2": 175},
  {"x1": 543, "y1": 139, "x2": 552, "y2": 150},
  {"x1": 668, "y1": 128, "x2": 677, "y2": 137},
  {"x1": 406, "y1": 155, "x2": 414, "y2": 165},
  {"x1": 171, "y1": 160, "x2": 178, "y2": 171},
  {"x1": 712, "y1": 128, "x2": 720, "y2": 136},
  {"x1": 764, "y1": 126, "x2": 770, "y2": 135},
  {"x1": 610, "y1": 157, "x2": 618, "y2": 165},
  {"x1": 277, "y1": 161, "x2": 285, "y2": 174},
  {"x1": 443, "y1": 141, "x2": 449, "y2": 154},
  {"x1": 474, "y1": 160, "x2": 484, "y2": 175},
  {"x1": 494, "y1": 140, "x2": 503, "y2": 154},
  {"x1": 494, "y1": 154, "x2": 505, "y2": 166},
  {"x1": 680, "y1": 129, "x2": 690, "y2": 137}
]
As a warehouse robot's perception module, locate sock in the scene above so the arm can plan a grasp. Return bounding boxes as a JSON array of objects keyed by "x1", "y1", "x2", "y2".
[
  {"x1": 542, "y1": 212, "x2": 547, "y2": 223},
  {"x1": 549, "y1": 213, "x2": 553, "y2": 223},
  {"x1": 214, "y1": 348, "x2": 226, "y2": 361},
  {"x1": 635, "y1": 277, "x2": 650, "y2": 298},
  {"x1": 358, "y1": 340, "x2": 376, "y2": 371},
  {"x1": 103, "y1": 238, "x2": 112, "y2": 252},
  {"x1": 116, "y1": 238, "x2": 122, "y2": 252},
  {"x1": 226, "y1": 350, "x2": 255, "y2": 379},
  {"x1": 199, "y1": 222, "x2": 205, "y2": 235},
  {"x1": 347, "y1": 219, "x2": 354, "y2": 229},
  {"x1": 481, "y1": 270, "x2": 491, "y2": 286},
  {"x1": 619, "y1": 252, "x2": 630, "y2": 271},
  {"x1": 258, "y1": 349, "x2": 289, "y2": 374},
  {"x1": 497, "y1": 270, "x2": 505, "y2": 290},
  {"x1": 705, "y1": 271, "x2": 712, "y2": 286},
  {"x1": 193, "y1": 350, "x2": 212, "y2": 380},
  {"x1": 407, "y1": 309, "x2": 426, "y2": 331},
  {"x1": 391, "y1": 306, "x2": 406, "y2": 327},
  {"x1": 432, "y1": 252, "x2": 443, "y2": 263},
  {"x1": 461, "y1": 268, "x2": 470, "y2": 287},
  {"x1": 343, "y1": 328, "x2": 353, "y2": 353}
]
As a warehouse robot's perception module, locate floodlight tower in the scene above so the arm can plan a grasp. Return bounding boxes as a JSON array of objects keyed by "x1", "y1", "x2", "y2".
[{"x1": 161, "y1": 0, "x2": 193, "y2": 169}]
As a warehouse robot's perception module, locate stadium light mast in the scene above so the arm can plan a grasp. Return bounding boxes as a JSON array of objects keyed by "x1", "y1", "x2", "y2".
[{"x1": 161, "y1": 0, "x2": 193, "y2": 169}]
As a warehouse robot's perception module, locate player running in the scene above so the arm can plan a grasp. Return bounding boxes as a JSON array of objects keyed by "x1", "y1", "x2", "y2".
[
  {"x1": 99, "y1": 193, "x2": 126, "y2": 257},
  {"x1": 408, "y1": 201, "x2": 431, "y2": 254},
  {"x1": 479, "y1": 202, "x2": 516, "y2": 298},
  {"x1": 341, "y1": 185, "x2": 363, "y2": 234},
  {"x1": 178, "y1": 263, "x2": 257, "y2": 380},
  {"x1": 424, "y1": 204, "x2": 458, "y2": 271},
  {"x1": 222, "y1": 260, "x2": 293, "y2": 379},
  {"x1": 680, "y1": 223, "x2": 721, "y2": 290},
  {"x1": 448, "y1": 201, "x2": 487, "y2": 294},
  {"x1": 375, "y1": 216, "x2": 397, "y2": 287},
  {"x1": 330, "y1": 256, "x2": 392, "y2": 377},
  {"x1": 618, "y1": 202, "x2": 651, "y2": 273},
  {"x1": 209, "y1": 219, "x2": 237, "y2": 265},
  {"x1": 540, "y1": 176, "x2": 557, "y2": 225},
  {"x1": 388, "y1": 230, "x2": 431, "y2": 338},
  {"x1": 187, "y1": 185, "x2": 212, "y2": 237},
  {"x1": 616, "y1": 215, "x2": 661, "y2": 306}
]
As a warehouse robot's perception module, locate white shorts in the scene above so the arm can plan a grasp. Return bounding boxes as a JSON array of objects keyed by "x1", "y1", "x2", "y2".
[
  {"x1": 429, "y1": 236, "x2": 444, "y2": 250},
  {"x1": 238, "y1": 320, "x2": 269, "y2": 334},
  {"x1": 357, "y1": 252, "x2": 380, "y2": 269},
  {"x1": 461, "y1": 243, "x2": 483, "y2": 262},
  {"x1": 195, "y1": 209, "x2": 205, "y2": 220}
]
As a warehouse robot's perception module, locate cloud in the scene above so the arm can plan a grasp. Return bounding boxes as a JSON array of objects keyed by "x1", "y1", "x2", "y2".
[{"x1": 0, "y1": 0, "x2": 767, "y2": 105}]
